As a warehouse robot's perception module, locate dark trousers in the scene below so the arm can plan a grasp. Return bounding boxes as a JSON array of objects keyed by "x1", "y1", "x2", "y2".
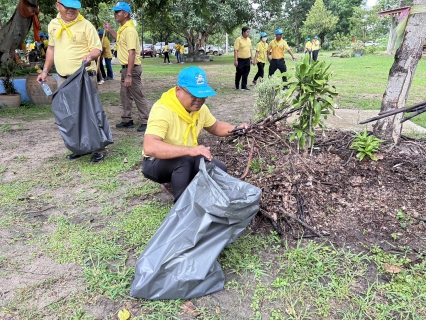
[
  {"x1": 312, "y1": 50, "x2": 319, "y2": 62},
  {"x1": 269, "y1": 58, "x2": 287, "y2": 82},
  {"x1": 253, "y1": 62, "x2": 265, "y2": 82},
  {"x1": 235, "y1": 58, "x2": 251, "y2": 89},
  {"x1": 105, "y1": 58, "x2": 113, "y2": 79},
  {"x1": 97, "y1": 59, "x2": 106, "y2": 81},
  {"x1": 164, "y1": 52, "x2": 170, "y2": 63},
  {"x1": 142, "y1": 155, "x2": 227, "y2": 202}
]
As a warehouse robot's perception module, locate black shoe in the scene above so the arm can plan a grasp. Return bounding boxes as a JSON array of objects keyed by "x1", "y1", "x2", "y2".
[
  {"x1": 116, "y1": 120, "x2": 134, "y2": 128},
  {"x1": 66, "y1": 153, "x2": 85, "y2": 160},
  {"x1": 137, "y1": 124, "x2": 147, "y2": 132},
  {"x1": 91, "y1": 153, "x2": 105, "y2": 163},
  {"x1": 235, "y1": 86, "x2": 239, "y2": 90},
  {"x1": 241, "y1": 87, "x2": 250, "y2": 91}
]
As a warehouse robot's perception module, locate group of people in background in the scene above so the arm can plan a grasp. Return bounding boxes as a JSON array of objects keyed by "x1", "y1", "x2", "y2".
[
  {"x1": 304, "y1": 36, "x2": 321, "y2": 63},
  {"x1": 234, "y1": 26, "x2": 298, "y2": 91}
]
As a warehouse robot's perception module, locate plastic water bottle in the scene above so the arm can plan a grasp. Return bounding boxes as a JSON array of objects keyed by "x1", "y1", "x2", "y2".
[{"x1": 41, "y1": 81, "x2": 52, "y2": 96}]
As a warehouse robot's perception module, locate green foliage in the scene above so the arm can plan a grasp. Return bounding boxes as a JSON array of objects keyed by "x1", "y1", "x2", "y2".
[
  {"x1": 253, "y1": 75, "x2": 287, "y2": 120},
  {"x1": 350, "y1": 130, "x2": 384, "y2": 161},
  {"x1": 0, "y1": 61, "x2": 17, "y2": 94},
  {"x1": 331, "y1": 32, "x2": 350, "y2": 52},
  {"x1": 351, "y1": 40, "x2": 364, "y2": 55},
  {"x1": 324, "y1": 0, "x2": 363, "y2": 36},
  {"x1": 285, "y1": 54, "x2": 338, "y2": 150},
  {"x1": 301, "y1": 0, "x2": 339, "y2": 39}
]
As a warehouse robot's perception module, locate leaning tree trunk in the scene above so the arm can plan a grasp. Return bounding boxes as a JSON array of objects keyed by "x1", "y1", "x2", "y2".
[
  {"x1": 373, "y1": 0, "x2": 426, "y2": 144},
  {"x1": 0, "y1": 0, "x2": 38, "y2": 64}
]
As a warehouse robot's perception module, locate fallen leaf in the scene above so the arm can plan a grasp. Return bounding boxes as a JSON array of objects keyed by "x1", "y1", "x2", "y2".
[
  {"x1": 285, "y1": 306, "x2": 295, "y2": 315},
  {"x1": 383, "y1": 263, "x2": 402, "y2": 273},
  {"x1": 29, "y1": 196, "x2": 37, "y2": 200},
  {"x1": 215, "y1": 306, "x2": 221, "y2": 314},
  {"x1": 181, "y1": 300, "x2": 201, "y2": 317},
  {"x1": 117, "y1": 308, "x2": 130, "y2": 320},
  {"x1": 124, "y1": 158, "x2": 128, "y2": 163}
]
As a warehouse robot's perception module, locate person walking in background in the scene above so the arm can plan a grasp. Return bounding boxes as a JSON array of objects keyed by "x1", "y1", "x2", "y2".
[
  {"x1": 37, "y1": 0, "x2": 104, "y2": 162},
  {"x1": 252, "y1": 32, "x2": 268, "y2": 85},
  {"x1": 163, "y1": 41, "x2": 171, "y2": 64},
  {"x1": 179, "y1": 41, "x2": 185, "y2": 63},
  {"x1": 233, "y1": 26, "x2": 252, "y2": 91},
  {"x1": 142, "y1": 66, "x2": 248, "y2": 202},
  {"x1": 312, "y1": 36, "x2": 321, "y2": 62},
  {"x1": 304, "y1": 37, "x2": 312, "y2": 63},
  {"x1": 267, "y1": 28, "x2": 297, "y2": 85},
  {"x1": 100, "y1": 30, "x2": 114, "y2": 80},
  {"x1": 175, "y1": 42, "x2": 181, "y2": 63},
  {"x1": 97, "y1": 30, "x2": 107, "y2": 84},
  {"x1": 103, "y1": 1, "x2": 150, "y2": 133}
]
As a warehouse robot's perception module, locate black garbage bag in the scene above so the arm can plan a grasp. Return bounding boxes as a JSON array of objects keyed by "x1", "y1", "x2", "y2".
[
  {"x1": 51, "y1": 62, "x2": 113, "y2": 155},
  {"x1": 130, "y1": 158, "x2": 261, "y2": 300}
]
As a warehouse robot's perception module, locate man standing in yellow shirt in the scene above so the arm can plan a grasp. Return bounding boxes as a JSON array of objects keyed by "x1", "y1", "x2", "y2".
[
  {"x1": 179, "y1": 41, "x2": 185, "y2": 63},
  {"x1": 37, "y1": 0, "x2": 104, "y2": 163},
  {"x1": 267, "y1": 28, "x2": 297, "y2": 84},
  {"x1": 304, "y1": 37, "x2": 312, "y2": 63},
  {"x1": 142, "y1": 67, "x2": 248, "y2": 202},
  {"x1": 233, "y1": 26, "x2": 252, "y2": 91},
  {"x1": 312, "y1": 36, "x2": 321, "y2": 62},
  {"x1": 99, "y1": 30, "x2": 114, "y2": 80},
  {"x1": 104, "y1": 2, "x2": 150, "y2": 133}
]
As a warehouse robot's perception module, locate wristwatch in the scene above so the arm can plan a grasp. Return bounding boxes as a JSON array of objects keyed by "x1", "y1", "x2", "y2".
[{"x1": 126, "y1": 73, "x2": 132, "y2": 77}]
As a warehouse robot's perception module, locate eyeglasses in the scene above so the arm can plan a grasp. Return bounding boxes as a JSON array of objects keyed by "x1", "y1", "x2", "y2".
[
  {"x1": 56, "y1": 2, "x2": 75, "y2": 10},
  {"x1": 179, "y1": 87, "x2": 206, "y2": 102}
]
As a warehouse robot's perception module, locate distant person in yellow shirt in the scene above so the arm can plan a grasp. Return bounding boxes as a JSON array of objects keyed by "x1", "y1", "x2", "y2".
[
  {"x1": 36, "y1": 0, "x2": 103, "y2": 162},
  {"x1": 174, "y1": 43, "x2": 181, "y2": 63},
  {"x1": 304, "y1": 37, "x2": 312, "y2": 63},
  {"x1": 233, "y1": 26, "x2": 252, "y2": 91},
  {"x1": 163, "y1": 41, "x2": 171, "y2": 64},
  {"x1": 252, "y1": 32, "x2": 268, "y2": 85},
  {"x1": 104, "y1": 1, "x2": 151, "y2": 133},
  {"x1": 312, "y1": 36, "x2": 321, "y2": 62},
  {"x1": 142, "y1": 66, "x2": 248, "y2": 202},
  {"x1": 179, "y1": 41, "x2": 185, "y2": 63},
  {"x1": 267, "y1": 28, "x2": 297, "y2": 85}
]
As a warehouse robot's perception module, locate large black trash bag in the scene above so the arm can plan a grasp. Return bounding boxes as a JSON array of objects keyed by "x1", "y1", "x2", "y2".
[
  {"x1": 130, "y1": 158, "x2": 261, "y2": 300},
  {"x1": 51, "y1": 62, "x2": 113, "y2": 155}
]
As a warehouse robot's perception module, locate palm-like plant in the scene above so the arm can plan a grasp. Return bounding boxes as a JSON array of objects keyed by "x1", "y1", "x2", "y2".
[{"x1": 284, "y1": 54, "x2": 338, "y2": 153}]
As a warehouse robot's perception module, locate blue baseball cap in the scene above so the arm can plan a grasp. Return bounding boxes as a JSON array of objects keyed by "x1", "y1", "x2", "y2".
[
  {"x1": 260, "y1": 32, "x2": 267, "y2": 37},
  {"x1": 178, "y1": 67, "x2": 216, "y2": 98},
  {"x1": 98, "y1": 30, "x2": 104, "y2": 35},
  {"x1": 275, "y1": 28, "x2": 283, "y2": 35},
  {"x1": 60, "y1": 0, "x2": 81, "y2": 9},
  {"x1": 110, "y1": 2, "x2": 131, "y2": 13},
  {"x1": 306, "y1": 37, "x2": 311, "y2": 41},
  {"x1": 314, "y1": 36, "x2": 318, "y2": 39}
]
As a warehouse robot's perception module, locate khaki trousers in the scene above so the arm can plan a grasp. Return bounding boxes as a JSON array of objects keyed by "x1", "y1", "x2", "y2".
[{"x1": 120, "y1": 65, "x2": 150, "y2": 124}]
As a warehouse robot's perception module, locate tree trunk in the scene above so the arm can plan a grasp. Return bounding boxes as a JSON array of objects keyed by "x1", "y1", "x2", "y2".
[
  {"x1": 373, "y1": 0, "x2": 426, "y2": 144},
  {"x1": 0, "y1": 0, "x2": 38, "y2": 64}
]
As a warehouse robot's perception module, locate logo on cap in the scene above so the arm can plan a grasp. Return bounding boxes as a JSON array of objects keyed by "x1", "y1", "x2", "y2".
[{"x1": 195, "y1": 74, "x2": 205, "y2": 86}]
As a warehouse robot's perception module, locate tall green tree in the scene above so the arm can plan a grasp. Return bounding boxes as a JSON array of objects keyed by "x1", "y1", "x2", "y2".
[
  {"x1": 324, "y1": 0, "x2": 363, "y2": 37},
  {"x1": 168, "y1": 0, "x2": 254, "y2": 54},
  {"x1": 302, "y1": 0, "x2": 339, "y2": 41}
]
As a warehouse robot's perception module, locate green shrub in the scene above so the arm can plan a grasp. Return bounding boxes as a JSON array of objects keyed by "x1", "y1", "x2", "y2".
[
  {"x1": 253, "y1": 75, "x2": 287, "y2": 120},
  {"x1": 350, "y1": 130, "x2": 384, "y2": 161}
]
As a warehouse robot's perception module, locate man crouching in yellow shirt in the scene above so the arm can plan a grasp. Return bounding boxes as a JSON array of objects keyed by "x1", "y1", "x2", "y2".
[{"x1": 142, "y1": 67, "x2": 248, "y2": 202}]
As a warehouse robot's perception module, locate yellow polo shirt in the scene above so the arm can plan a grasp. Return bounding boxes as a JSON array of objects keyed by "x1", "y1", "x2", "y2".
[
  {"x1": 145, "y1": 88, "x2": 216, "y2": 149},
  {"x1": 312, "y1": 39, "x2": 321, "y2": 50},
  {"x1": 180, "y1": 45, "x2": 184, "y2": 54},
  {"x1": 117, "y1": 26, "x2": 141, "y2": 66},
  {"x1": 102, "y1": 37, "x2": 113, "y2": 59},
  {"x1": 234, "y1": 36, "x2": 252, "y2": 59},
  {"x1": 256, "y1": 41, "x2": 268, "y2": 63},
  {"x1": 267, "y1": 39, "x2": 290, "y2": 59},
  {"x1": 48, "y1": 14, "x2": 102, "y2": 76},
  {"x1": 305, "y1": 41, "x2": 312, "y2": 51},
  {"x1": 164, "y1": 44, "x2": 169, "y2": 52}
]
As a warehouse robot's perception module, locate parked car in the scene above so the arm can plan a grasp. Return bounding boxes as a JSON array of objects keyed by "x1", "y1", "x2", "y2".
[
  {"x1": 141, "y1": 44, "x2": 154, "y2": 57},
  {"x1": 364, "y1": 41, "x2": 379, "y2": 47},
  {"x1": 199, "y1": 45, "x2": 223, "y2": 56}
]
